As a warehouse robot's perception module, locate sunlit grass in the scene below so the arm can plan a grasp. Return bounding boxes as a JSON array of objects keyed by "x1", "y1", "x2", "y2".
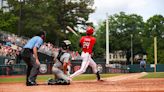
[
  {"x1": 73, "y1": 73, "x2": 121, "y2": 81},
  {"x1": 0, "y1": 73, "x2": 121, "y2": 83},
  {"x1": 141, "y1": 72, "x2": 164, "y2": 78}
]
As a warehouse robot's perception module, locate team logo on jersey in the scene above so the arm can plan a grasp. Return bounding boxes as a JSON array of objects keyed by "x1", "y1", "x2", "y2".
[{"x1": 39, "y1": 64, "x2": 47, "y2": 73}]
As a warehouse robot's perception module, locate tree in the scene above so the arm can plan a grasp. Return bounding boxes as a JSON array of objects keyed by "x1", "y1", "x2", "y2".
[
  {"x1": 145, "y1": 15, "x2": 164, "y2": 64},
  {"x1": 94, "y1": 22, "x2": 106, "y2": 58},
  {"x1": 95, "y1": 12, "x2": 145, "y2": 63},
  {"x1": 5, "y1": 0, "x2": 94, "y2": 46},
  {"x1": 0, "y1": 10, "x2": 18, "y2": 33}
]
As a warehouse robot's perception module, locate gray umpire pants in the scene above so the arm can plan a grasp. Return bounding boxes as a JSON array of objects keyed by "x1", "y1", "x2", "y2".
[{"x1": 21, "y1": 48, "x2": 40, "y2": 82}]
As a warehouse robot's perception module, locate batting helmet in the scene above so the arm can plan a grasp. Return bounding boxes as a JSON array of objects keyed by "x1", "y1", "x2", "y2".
[
  {"x1": 61, "y1": 40, "x2": 71, "y2": 50},
  {"x1": 86, "y1": 26, "x2": 94, "y2": 35}
]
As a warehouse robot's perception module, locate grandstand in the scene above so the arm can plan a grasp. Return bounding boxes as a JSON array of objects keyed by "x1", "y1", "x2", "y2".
[{"x1": 0, "y1": 31, "x2": 82, "y2": 75}]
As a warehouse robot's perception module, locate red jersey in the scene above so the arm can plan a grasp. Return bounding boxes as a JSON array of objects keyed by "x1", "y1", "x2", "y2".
[{"x1": 80, "y1": 36, "x2": 96, "y2": 54}]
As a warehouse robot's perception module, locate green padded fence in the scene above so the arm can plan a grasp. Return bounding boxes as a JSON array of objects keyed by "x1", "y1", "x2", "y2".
[
  {"x1": 157, "y1": 64, "x2": 164, "y2": 72},
  {"x1": 128, "y1": 64, "x2": 164, "y2": 73},
  {"x1": 0, "y1": 64, "x2": 26, "y2": 75}
]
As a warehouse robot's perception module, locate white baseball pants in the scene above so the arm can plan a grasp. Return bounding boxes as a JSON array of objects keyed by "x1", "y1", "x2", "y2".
[{"x1": 70, "y1": 52, "x2": 98, "y2": 79}]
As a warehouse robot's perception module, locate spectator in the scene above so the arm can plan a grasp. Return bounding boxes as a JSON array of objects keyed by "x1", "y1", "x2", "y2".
[{"x1": 140, "y1": 59, "x2": 146, "y2": 72}]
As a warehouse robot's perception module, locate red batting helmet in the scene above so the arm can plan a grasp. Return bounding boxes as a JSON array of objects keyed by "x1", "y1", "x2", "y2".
[{"x1": 86, "y1": 26, "x2": 94, "y2": 35}]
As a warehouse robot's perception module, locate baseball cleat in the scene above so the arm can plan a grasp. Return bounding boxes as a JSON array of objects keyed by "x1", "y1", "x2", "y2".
[
  {"x1": 26, "y1": 81, "x2": 38, "y2": 86},
  {"x1": 68, "y1": 77, "x2": 72, "y2": 81},
  {"x1": 47, "y1": 78, "x2": 70, "y2": 85},
  {"x1": 47, "y1": 78, "x2": 57, "y2": 85},
  {"x1": 96, "y1": 71, "x2": 101, "y2": 81}
]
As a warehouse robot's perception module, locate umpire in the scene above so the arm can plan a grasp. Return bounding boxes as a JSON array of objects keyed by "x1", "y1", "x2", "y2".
[{"x1": 21, "y1": 31, "x2": 46, "y2": 86}]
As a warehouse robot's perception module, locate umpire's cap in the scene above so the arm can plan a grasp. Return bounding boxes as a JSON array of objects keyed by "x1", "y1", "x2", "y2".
[
  {"x1": 36, "y1": 31, "x2": 46, "y2": 37},
  {"x1": 36, "y1": 30, "x2": 46, "y2": 40}
]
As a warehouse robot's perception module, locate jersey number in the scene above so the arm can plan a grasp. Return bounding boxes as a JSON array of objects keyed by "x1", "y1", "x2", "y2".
[{"x1": 83, "y1": 41, "x2": 90, "y2": 49}]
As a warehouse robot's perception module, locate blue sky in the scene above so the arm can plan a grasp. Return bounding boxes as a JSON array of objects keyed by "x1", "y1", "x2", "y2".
[{"x1": 89, "y1": 0, "x2": 164, "y2": 26}]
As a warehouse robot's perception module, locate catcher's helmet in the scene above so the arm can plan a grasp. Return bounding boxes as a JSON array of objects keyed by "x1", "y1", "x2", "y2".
[
  {"x1": 61, "y1": 40, "x2": 71, "y2": 50},
  {"x1": 86, "y1": 26, "x2": 94, "y2": 35}
]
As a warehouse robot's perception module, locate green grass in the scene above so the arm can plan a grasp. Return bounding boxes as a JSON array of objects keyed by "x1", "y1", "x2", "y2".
[
  {"x1": 142, "y1": 72, "x2": 164, "y2": 78},
  {"x1": 0, "y1": 77, "x2": 26, "y2": 83},
  {"x1": 73, "y1": 73, "x2": 121, "y2": 81},
  {"x1": 0, "y1": 73, "x2": 121, "y2": 83},
  {"x1": 0, "y1": 75, "x2": 54, "y2": 83}
]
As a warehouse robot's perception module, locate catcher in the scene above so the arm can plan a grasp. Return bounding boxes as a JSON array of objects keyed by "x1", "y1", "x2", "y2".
[{"x1": 48, "y1": 40, "x2": 72, "y2": 85}]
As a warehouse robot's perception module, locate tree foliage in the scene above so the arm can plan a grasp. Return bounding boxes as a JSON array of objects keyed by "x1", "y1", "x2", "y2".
[
  {"x1": 95, "y1": 12, "x2": 164, "y2": 64},
  {"x1": 95, "y1": 12, "x2": 145, "y2": 63},
  {"x1": 145, "y1": 15, "x2": 164, "y2": 64},
  {"x1": 3, "y1": 0, "x2": 94, "y2": 45},
  {"x1": 1, "y1": 1, "x2": 164, "y2": 64},
  {"x1": 0, "y1": 10, "x2": 18, "y2": 33}
]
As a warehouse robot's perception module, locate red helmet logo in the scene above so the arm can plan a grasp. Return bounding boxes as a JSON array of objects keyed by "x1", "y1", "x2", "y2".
[{"x1": 86, "y1": 26, "x2": 94, "y2": 35}]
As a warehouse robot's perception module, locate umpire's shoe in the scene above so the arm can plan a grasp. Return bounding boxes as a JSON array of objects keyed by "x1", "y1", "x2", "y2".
[{"x1": 26, "y1": 81, "x2": 38, "y2": 86}]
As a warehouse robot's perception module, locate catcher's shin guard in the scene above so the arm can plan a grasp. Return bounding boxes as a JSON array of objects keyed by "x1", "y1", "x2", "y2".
[
  {"x1": 47, "y1": 78, "x2": 57, "y2": 85},
  {"x1": 96, "y1": 71, "x2": 100, "y2": 81},
  {"x1": 55, "y1": 79, "x2": 70, "y2": 85},
  {"x1": 47, "y1": 78, "x2": 70, "y2": 85}
]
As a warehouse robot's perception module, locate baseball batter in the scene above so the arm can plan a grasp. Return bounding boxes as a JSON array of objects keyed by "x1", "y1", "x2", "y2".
[
  {"x1": 70, "y1": 26, "x2": 101, "y2": 81},
  {"x1": 48, "y1": 40, "x2": 71, "y2": 85}
]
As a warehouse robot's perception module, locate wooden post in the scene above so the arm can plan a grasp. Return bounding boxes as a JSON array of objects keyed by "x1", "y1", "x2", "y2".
[
  {"x1": 154, "y1": 37, "x2": 157, "y2": 72},
  {"x1": 106, "y1": 13, "x2": 109, "y2": 66}
]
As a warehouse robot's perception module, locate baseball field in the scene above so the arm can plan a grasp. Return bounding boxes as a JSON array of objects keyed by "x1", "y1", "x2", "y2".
[{"x1": 0, "y1": 72, "x2": 164, "y2": 92}]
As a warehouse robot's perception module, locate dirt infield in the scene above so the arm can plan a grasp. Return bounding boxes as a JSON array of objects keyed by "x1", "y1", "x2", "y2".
[{"x1": 0, "y1": 73, "x2": 164, "y2": 92}]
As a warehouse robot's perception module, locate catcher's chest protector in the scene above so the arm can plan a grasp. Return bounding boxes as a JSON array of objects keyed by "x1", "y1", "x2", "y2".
[{"x1": 57, "y1": 50, "x2": 65, "y2": 64}]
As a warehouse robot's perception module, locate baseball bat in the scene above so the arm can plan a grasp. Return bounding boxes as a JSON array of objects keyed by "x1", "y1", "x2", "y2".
[{"x1": 66, "y1": 26, "x2": 79, "y2": 37}]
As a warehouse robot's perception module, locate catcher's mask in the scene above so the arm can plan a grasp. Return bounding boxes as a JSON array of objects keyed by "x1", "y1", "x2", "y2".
[{"x1": 61, "y1": 40, "x2": 71, "y2": 50}]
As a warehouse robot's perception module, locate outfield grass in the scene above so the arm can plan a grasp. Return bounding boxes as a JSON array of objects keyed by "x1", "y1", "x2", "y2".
[
  {"x1": 141, "y1": 72, "x2": 164, "y2": 78},
  {"x1": 0, "y1": 73, "x2": 121, "y2": 83}
]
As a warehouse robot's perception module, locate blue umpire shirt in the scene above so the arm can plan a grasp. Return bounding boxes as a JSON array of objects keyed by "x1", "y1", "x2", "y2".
[{"x1": 23, "y1": 36, "x2": 43, "y2": 49}]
